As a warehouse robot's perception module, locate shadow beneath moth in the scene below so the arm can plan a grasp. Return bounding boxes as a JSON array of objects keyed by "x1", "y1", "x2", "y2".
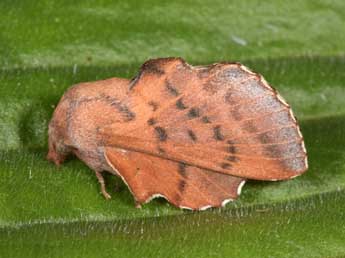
[{"x1": 47, "y1": 57, "x2": 308, "y2": 211}]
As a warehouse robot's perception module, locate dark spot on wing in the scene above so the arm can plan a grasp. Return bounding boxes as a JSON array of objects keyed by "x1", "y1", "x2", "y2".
[
  {"x1": 141, "y1": 59, "x2": 165, "y2": 75},
  {"x1": 221, "y1": 163, "x2": 232, "y2": 169},
  {"x1": 213, "y1": 125, "x2": 224, "y2": 141},
  {"x1": 187, "y1": 130, "x2": 197, "y2": 142},
  {"x1": 79, "y1": 95, "x2": 136, "y2": 122},
  {"x1": 108, "y1": 99, "x2": 135, "y2": 121},
  {"x1": 154, "y1": 127, "x2": 168, "y2": 141},
  {"x1": 176, "y1": 98, "x2": 187, "y2": 110},
  {"x1": 201, "y1": 116, "x2": 211, "y2": 123},
  {"x1": 147, "y1": 118, "x2": 156, "y2": 126},
  {"x1": 227, "y1": 155, "x2": 239, "y2": 162},
  {"x1": 165, "y1": 79, "x2": 179, "y2": 96},
  {"x1": 188, "y1": 107, "x2": 200, "y2": 119},
  {"x1": 129, "y1": 59, "x2": 166, "y2": 90},
  {"x1": 148, "y1": 101, "x2": 159, "y2": 111},
  {"x1": 178, "y1": 180, "x2": 186, "y2": 193},
  {"x1": 178, "y1": 162, "x2": 187, "y2": 178},
  {"x1": 227, "y1": 145, "x2": 237, "y2": 154},
  {"x1": 227, "y1": 139, "x2": 235, "y2": 145},
  {"x1": 177, "y1": 163, "x2": 187, "y2": 195},
  {"x1": 118, "y1": 106, "x2": 136, "y2": 122}
]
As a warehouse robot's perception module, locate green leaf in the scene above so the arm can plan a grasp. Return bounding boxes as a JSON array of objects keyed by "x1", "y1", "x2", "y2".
[{"x1": 1, "y1": 1, "x2": 345, "y2": 257}]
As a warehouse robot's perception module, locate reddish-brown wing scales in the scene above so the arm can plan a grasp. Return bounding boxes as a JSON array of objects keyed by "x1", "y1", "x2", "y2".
[
  {"x1": 47, "y1": 57, "x2": 308, "y2": 210},
  {"x1": 104, "y1": 147, "x2": 245, "y2": 210}
]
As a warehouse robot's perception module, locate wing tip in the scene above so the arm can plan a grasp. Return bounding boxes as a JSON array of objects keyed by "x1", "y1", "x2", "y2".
[
  {"x1": 238, "y1": 63, "x2": 309, "y2": 180},
  {"x1": 267, "y1": 155, "x2": 308, "y2": 181}
]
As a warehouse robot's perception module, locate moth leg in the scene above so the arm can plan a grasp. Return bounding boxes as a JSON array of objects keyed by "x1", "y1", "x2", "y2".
[
  {"x1": 135, "y1": 202, "x2": 142, "y2": 209},
  {"x1": 95, "y1": 171, "x2": 111, "y2": 200}
]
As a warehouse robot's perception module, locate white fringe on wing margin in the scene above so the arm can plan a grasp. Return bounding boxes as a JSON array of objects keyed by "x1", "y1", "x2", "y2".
[{"x1": 237, "y1": 180, "x2": 246, "y2": 195}]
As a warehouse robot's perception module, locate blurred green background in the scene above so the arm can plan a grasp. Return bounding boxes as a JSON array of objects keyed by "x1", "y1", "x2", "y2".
[{"x1": 0, "y1": 0, "x2": 345, "y2": 257}]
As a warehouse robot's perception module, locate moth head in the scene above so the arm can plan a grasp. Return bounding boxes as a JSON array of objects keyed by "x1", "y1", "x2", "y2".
[{"x1": 46, "y1": 123, "x2": 71, "y2": 166}]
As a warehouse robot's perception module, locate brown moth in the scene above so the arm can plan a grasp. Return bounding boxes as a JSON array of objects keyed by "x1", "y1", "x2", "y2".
[{"x1": 47, "y1": 57, "x2": 308, "y2": 210}]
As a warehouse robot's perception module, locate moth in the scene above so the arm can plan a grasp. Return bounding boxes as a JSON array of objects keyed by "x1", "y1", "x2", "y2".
[{"x1": 47, "y1": 57, "x2": 308, "y2": 210}]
